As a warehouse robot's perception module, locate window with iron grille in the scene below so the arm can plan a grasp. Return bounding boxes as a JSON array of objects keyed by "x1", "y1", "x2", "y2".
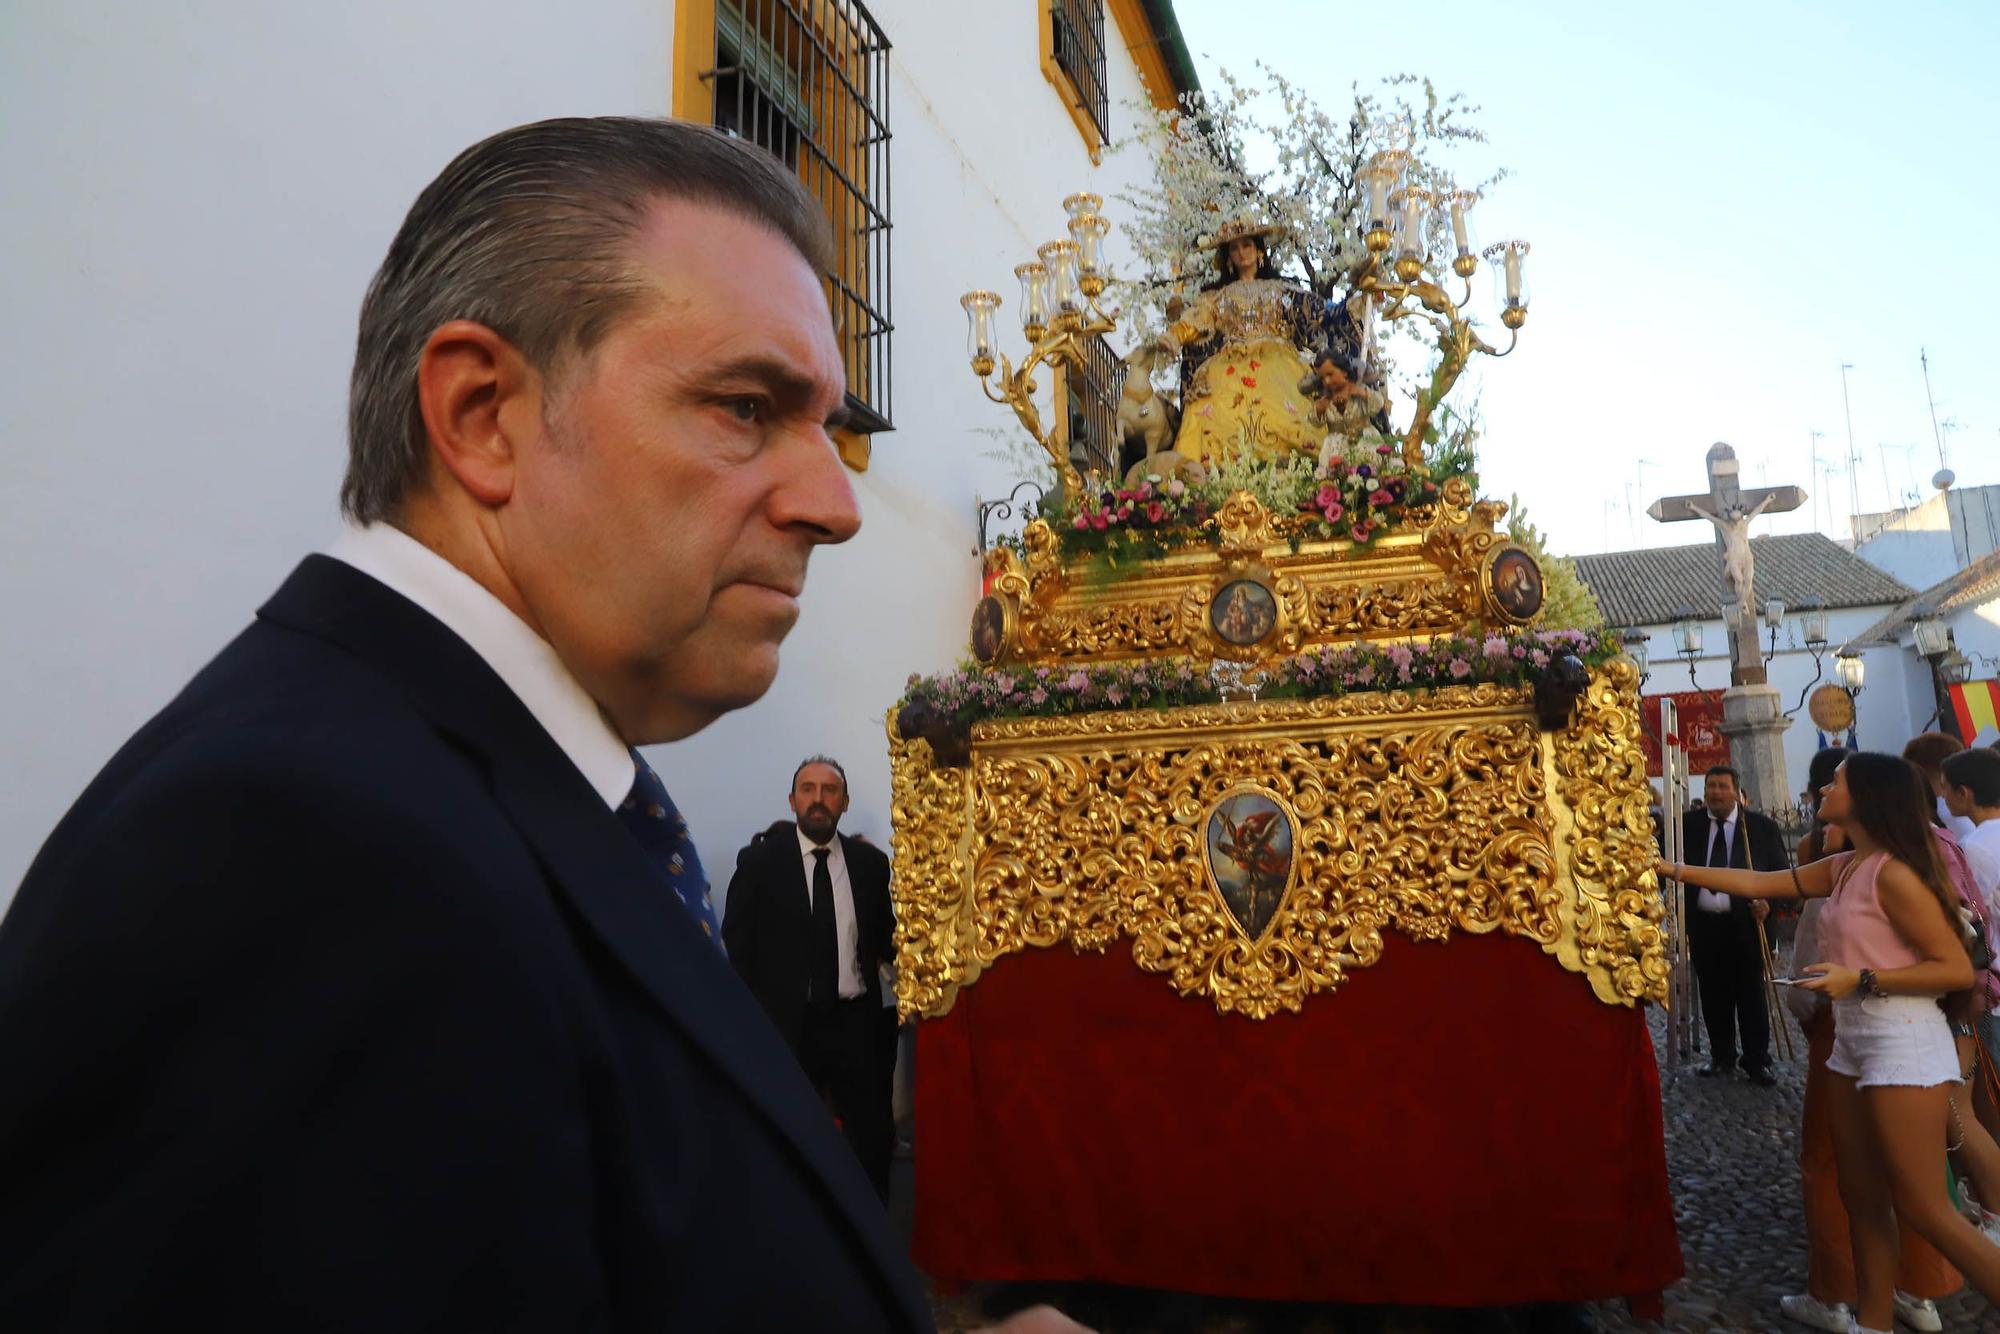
[
  {"x1": 706, "y1": 0, "x2": 894, "y2": 434},
  {"x1": 1067, "y1": 333, "x2": 1125, "y2": 478},
  {"x1": 1049, "y1": 0, "x2": 1108, "y2": 148}
]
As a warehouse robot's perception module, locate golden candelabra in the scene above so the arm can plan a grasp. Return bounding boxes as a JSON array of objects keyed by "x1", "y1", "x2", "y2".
[
  {"x1": 1353, "y1": 147, "x2": 1531, "y2": 474},
  {"x1": 959, "y1": 193, "x2": 1118, "y2": 502}
]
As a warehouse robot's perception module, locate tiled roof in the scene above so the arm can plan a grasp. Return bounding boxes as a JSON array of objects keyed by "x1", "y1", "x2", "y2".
[
  {"x1": 1845, "y1": 547, "x2": 2000, "y2": 647},
  {"x1": 1568, "y1": 532, "x2": 1914, "y2": 629}
]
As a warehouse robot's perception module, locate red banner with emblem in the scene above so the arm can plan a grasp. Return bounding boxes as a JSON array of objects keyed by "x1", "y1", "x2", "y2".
[{"x1": 1640, "y1": 689, "x2": 1729, "y2": 779}]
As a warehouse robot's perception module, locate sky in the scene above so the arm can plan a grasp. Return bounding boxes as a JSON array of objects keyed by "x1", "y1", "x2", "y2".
[{"x1": 1170, "y1": 0, "x2": 2000, "y2": 558}]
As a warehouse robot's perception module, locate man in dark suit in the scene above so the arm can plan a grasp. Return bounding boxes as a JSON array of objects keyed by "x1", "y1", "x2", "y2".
[
  {"x1": 724, "y1": 756, "x2": 896, "y2": 1199},
  {"x1": 0, "y1": 117, "x2": 1078, "y2": 1334},
  {"x1": 1680, "y1": 763, "x2": 1792, "y2": 1085}
]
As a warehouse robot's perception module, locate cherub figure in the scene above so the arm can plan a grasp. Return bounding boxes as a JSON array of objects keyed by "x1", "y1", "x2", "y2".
[{"x1": 1297, "y1": 347, "x2": 1388, "y2": 470}]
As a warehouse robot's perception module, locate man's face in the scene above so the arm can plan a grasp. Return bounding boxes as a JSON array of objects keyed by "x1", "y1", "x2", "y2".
[
  {"x1": 789, "y1": 762, "x2": 849, "y2": 842},
  {"x1": 1944, "y1": 780, "x2": 1976, "y2": 819},
  {"x1": 1703, "y1": 772, "x2": 1739, "y2": 819},
  {"x1": 499, "y1": 200, "x2": 859, "y2": 743}
]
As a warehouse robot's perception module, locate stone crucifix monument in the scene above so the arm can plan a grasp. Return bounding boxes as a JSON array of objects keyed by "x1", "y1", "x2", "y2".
[{"x1": 1647, "y1": 442, "x2": 1807, "y2": 811}]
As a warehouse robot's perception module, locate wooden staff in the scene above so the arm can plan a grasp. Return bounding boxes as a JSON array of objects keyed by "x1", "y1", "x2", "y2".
[{"x1": 1756, "y1": 916, "x2": 1796, "y2": 1064}]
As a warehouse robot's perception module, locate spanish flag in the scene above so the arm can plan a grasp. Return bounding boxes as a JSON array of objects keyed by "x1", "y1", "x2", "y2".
[{"x1": 1951, "y1": 680, "x2": 2000, "y2": 742}]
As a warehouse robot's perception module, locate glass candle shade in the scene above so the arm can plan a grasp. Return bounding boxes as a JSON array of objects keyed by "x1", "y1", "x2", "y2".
[
  {"x1": 1391, "y1": 188, "x2": 1433, "y2": 262},
  {"x1": 959, "y1": 290, "x2": 1001, "y2": 373},
  {"x1": 1446, "y1": 189, "x2": 1479, "y2": 261},
  {"x1": 1014, "y1": 262, "x2": 1050, "y2": 337},
  {"x1": 1038, "y1": 239, "x2": 1083, "y2": 322},
  {"x1": 1359, "y1": 149, "x2": 1408, "y2": 233},
  {"x1": 1068, "y1": 211, "x2": 1109, "y2": 279},
  {"x1": 1482, "y1": 239, "x2": 1531, "y2": 306},
  {"x1": 1062, "y1": 191, "x2": 1103, "y2": 222}
]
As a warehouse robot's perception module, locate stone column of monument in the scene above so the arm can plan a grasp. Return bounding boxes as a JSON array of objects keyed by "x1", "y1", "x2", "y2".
[{"x1": 1647, "y1": 443, "x2": 1806, "y2": 812}]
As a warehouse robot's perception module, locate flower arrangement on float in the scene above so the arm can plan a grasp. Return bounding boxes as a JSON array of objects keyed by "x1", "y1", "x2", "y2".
[{"x1": 897, "y1": 626, "x2": 1617, "y2": 729}]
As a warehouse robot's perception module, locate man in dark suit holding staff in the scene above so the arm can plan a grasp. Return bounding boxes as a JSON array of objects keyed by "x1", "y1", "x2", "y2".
[
  {"x1": 1681, "y1": 762, "x2": 1792, "y2": 1085},
  {"x1": 0, "y1": 116, "x2": 1078, "y2": 1334},
  {"x1": 724, "y1": 755, "x2": 896, "y2": 1200}
]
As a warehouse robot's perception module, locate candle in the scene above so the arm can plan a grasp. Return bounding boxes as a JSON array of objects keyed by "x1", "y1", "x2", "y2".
[{"x1": 1014, "y1": 262, "x2": 1049, "y2": 333}]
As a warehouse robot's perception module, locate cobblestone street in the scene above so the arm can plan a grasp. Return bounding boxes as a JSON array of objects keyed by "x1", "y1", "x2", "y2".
[{"x1": 911, "y1": 1003, "x2": 2000, "y2": 1333}]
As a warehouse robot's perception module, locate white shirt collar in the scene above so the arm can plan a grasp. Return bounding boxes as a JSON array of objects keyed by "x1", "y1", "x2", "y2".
[
  {"x1": 797, "y1": 826, "x2": 844, "y2": 862},
  {"x1": 327, "y1": 522, "x2": 636, "y2": 808}
]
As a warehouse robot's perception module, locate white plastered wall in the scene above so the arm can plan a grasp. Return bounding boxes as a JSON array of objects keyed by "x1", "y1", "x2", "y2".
[{"x1": 0, "y1": 0, "x2": 1170, "y2": 909}]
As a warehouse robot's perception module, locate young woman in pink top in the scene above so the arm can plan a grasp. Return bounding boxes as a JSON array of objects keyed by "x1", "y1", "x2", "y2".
[{"x1": 1659, "y1": 752, "x2": 2000, "y2": 1334}]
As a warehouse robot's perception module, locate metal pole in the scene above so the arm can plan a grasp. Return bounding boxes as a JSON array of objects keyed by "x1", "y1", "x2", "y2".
[
  {"x1": 1660, "y1": 698, "x2": 1698, "y2": 1065},
  {"x1": 1839, "y1": 362, "x2": 1861, "y2": 530}
]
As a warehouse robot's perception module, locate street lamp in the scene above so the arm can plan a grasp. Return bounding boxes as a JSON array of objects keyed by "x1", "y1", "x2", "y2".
[
  {"x1": 1672, "y1": 607, "x2": 1703, "y2": 687},
  {"x1": 1763, "y1": 598, "x2": 1787, "y2": 659},
  {"x1": 1910, "y1": 603, "x2": 1966, "y2": 738},
  {"x1": 1835, "y1": 649, "x2": 1866, "y2": 696},
  {"x1": 1784, "y1": 596, "x2": 1834, "y2": 719}
]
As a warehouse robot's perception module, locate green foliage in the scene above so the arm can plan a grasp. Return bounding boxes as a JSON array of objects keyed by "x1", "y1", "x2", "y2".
[{"x1": 1507, "y1": 494, "x2": 1604, "y2": 631}]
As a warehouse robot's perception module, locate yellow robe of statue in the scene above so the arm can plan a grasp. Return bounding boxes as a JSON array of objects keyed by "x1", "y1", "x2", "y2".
[{"x1": 1169, "y1": 278, "x2": 1317, "y2": 465}]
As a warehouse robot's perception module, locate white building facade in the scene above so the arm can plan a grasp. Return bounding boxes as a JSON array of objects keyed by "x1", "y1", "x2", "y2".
[
  {"x1": 0, "y1": 1, "x2": 1198, "y2": 907},
  {"x1": 1572, "y1": 533, "x2": 1920, "y2": 802}
]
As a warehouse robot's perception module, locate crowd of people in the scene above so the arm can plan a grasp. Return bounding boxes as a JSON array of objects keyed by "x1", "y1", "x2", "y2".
[{"x1": 1660, "y1": 733, "x2": 2000, "y2": 1334}]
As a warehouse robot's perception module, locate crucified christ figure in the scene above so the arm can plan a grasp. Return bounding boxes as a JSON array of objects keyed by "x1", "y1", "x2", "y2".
[{"x1": 1686, "y1": 493, "x2": 1777, "y2": 623}]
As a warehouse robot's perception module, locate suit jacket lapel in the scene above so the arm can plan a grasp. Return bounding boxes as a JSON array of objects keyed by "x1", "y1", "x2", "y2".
[{"x1": 258, "y1": 558, "x2": 926, "y2": 1328}]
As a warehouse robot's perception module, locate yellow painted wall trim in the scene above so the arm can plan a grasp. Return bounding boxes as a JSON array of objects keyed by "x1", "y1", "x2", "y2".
[
  {"x1": 671, "y1": 0, "x2": 716, "y2": 121},
  {"x1": 1106, "y1": 0, "x2": 1179, "y2": 112},
  {"x1": 833, "y1": 427, "x2": 871, "y2": 473}
]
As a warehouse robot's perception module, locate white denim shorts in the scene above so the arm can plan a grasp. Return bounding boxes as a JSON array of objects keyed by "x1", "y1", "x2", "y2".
[{"x1": 1827, "y1": 994, "x2": 1961, "y2": 1089}]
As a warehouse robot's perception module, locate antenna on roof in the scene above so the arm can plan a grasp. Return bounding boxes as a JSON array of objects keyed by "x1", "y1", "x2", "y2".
[{"x1": 1921, "y1": 348, "x2": 1954, "y2": 491}]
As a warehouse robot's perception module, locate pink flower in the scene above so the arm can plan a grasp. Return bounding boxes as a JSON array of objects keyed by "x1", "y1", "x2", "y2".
[
  {"x1": 1369, "y1": 488, "x2": 1393, "y2": 506},
  {"x1": 1065, "y1": 671, "x2": 1089, "y2": 690},
  {"x1": 1529, "y1": 649, "x2": 1550, "y2": 667},
  {"x1": 1483, "y1": 635, "x2": 1510, "y2": 659},
  {"x1": 1168, "y1": 479, "x2": 1186, "y2": 498},
  {"x1": 1073, "y1": 512, "x2": 1089, "y2": 529},
  {"x1": 1146, "y1": 502, "x2": 1166, "y2": 522},
  {"x1": 1090, "y1": 512, "x2": 1109, "y2": 531},
  {"x1": 1028, "y1": 687, "x2": 1047, "y2": 705},
  {"x1": 1356, "y1": 664, "x2": 1377, "y2": 684},
  {"x1": 1376, "y1": 443, "x2": 1394, "y2": 455},
  {"x1": 1106, "y1": 685, "x2": 1125, "y2": 704},
  {"x1": 1449, "y1": 657, "x2": 1473, "y2": 679},
  {"x1": 1323, "y1": 502, "x2": 1344, "y2": 522},
  {"x1": 1387, "y1": 644, "x2": 1414, "y2": 669},
  {"x1": 1352, "y1": 523, "x2": 1372, "y2": 542}
]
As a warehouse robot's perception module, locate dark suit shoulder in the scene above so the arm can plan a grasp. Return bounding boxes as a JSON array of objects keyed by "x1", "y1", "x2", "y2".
[
  {"x1": 7, "y1": 619, "x2": 563, "y2": 982},
  {"x1": 841, "y1": 833, "x2": 891, "y2": 879}
]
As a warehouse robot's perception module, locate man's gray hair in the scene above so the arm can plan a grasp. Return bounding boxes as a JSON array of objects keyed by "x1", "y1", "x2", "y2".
[
  {"x1": 792, "y1": 754, "x2": 848, "y2": 792},
  {"x1": 342, "y1": 116, "x2": 834, "y2": 523}
]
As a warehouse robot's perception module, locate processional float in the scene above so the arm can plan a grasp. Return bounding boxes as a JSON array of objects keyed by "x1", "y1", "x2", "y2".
[{"x1": 889, "y1": 116, "x2": 1683, "y2": 1309}]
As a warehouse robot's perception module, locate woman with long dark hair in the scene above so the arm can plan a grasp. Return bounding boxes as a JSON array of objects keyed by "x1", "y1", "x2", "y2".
[
  {"x1": 1778, "y1": 748, "x2": 1958, "y2": 1333},
  {"x1": 1660, "y1": 752, "x2": 2000, "y2": 1334}
]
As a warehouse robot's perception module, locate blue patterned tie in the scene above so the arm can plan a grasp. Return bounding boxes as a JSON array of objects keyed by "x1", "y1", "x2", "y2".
[{"x1": 618, "y1": 749, "x2": 722, "y2": 947}]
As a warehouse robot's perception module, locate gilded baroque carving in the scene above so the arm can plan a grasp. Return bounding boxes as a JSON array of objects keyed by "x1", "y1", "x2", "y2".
[
  {"x1": 999, "y1": 488, "x2": 1520, "y2": 666},
  {"x1": 889, "y1": 674, "x2": 1667, "y2": 1021}
]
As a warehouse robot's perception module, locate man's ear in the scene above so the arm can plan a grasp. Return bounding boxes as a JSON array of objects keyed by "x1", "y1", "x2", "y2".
[{"x1": 415, "y1": 320, "x2": 540, "y2": 508}]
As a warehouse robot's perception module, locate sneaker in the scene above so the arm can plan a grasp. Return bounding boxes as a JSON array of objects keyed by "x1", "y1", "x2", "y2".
[
  {"x1": 1893, "y1": 1290, "x2": 1943, "y2": 1332},
  {"x1": 1779, "y1": 1293, "x2": 1851, "y2": 1333}
]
